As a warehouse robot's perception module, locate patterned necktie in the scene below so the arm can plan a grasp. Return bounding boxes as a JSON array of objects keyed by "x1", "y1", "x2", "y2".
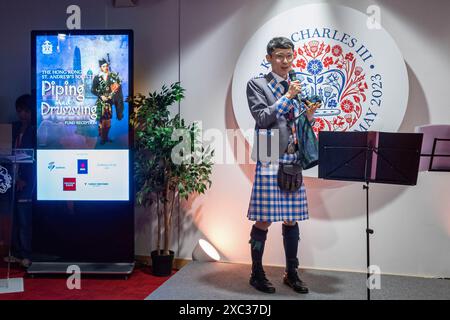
[
  {"x1": 280, "y1": 80, "x2": 289, "y2": 94},
  {"x1": 280, "y1": 80, "x2": 298, "y2": 152},
  {"x1": 280, "y1": 80, "x2": 295, "y2": 122}
]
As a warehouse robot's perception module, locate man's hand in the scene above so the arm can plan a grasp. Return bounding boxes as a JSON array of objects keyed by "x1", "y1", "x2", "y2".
[
  {"x1": 111, "y1": 83, "x2": 120, "y2": 93},
  {"x1": 285, "y1": 80, "x2": 301, "y2": 100},
  {"x1": 305, "y1": 101, "x2": 321, "y2": 122}
]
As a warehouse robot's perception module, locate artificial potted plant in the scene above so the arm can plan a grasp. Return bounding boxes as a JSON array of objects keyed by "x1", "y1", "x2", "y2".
[{"x1": 130, "y1": 83, "x2": 214, "y2": 276}]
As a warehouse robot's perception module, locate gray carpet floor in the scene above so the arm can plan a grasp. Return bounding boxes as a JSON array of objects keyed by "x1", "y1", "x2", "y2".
[{"x1": 146, "y1": 261, "x2": 450, "y2": 300}]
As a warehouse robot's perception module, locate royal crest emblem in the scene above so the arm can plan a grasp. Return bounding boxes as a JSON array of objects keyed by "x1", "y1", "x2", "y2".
[
  {"x1": 42, "y1": 40, "x2": 53, "y2": 55},
  {"x1": 290, "y1": 40, "x2": 368, "y2": 134},
  {"x1": 232, "y1": 4, "x2": 409, "y2": 175}
]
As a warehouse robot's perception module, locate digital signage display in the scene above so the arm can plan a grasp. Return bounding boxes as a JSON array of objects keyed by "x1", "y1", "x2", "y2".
[{"x1": 34, "y1": 31, "x2": 131, "y2": 201}]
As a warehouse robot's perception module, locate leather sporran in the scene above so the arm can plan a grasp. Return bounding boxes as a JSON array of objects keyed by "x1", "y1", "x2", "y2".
[{"x1": 277, "y1": 163, "x2": 303, "y2": 192}]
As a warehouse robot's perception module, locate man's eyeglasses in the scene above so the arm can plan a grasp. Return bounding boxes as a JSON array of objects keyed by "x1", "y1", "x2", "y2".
[{"x1": 272, "y1": 54, "x2": 294, "y2": 62}]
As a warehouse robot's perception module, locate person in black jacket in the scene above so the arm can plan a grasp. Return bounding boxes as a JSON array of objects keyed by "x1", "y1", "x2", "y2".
[{"x1": 6, "y1": 94, "x2": 36, "y2": 268}]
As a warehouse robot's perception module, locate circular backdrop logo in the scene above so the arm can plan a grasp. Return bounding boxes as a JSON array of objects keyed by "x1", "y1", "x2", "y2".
[{"x1": 232, "y1": 4, "x2": 408, "y2": 141}]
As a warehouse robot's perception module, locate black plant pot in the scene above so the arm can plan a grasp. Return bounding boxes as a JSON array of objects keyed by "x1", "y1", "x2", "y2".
[{"x1": 151, "y1": 250, "x2": 174, "y2": 276}]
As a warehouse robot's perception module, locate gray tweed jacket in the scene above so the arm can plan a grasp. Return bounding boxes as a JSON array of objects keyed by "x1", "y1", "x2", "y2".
[{"x1": 247, "y1": 73, "x2": 291, "y2": 162}]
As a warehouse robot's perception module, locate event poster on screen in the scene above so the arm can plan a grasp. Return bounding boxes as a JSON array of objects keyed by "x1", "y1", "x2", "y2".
[{"x1": 35, "y1": 33, "x2": 130, "y2": 201}]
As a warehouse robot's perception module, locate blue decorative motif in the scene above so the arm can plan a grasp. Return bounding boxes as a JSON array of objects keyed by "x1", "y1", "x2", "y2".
[
  {"x1": 307, "y1": 59, "x2": 323, "y2": 75},
  {"x1": 323, "y1": 86, "x2": 333, "y2": 98},
  {"x1": 295, "y1": 67, "x2": 346, "y2": 114},
  {"x1": 328, "y1": 99, "x2": 337, "y2": 108}
]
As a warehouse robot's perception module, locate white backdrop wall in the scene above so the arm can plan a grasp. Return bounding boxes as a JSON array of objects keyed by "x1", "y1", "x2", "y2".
[
  {"x1": 177, "y1": 0, "x2": 450, "y2": 278},
  {"x1": 0, "y1": 0, "x2": 449, "y2": 277}
]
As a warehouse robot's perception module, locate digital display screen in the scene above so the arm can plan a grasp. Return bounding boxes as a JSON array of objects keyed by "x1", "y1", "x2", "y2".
[{"x1": 34, "y1": 32, "x2": 131, "y2": 201}]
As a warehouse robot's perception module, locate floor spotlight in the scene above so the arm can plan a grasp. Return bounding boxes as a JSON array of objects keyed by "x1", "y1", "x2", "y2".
[{"x1": 192, "y1": 239, "x2": 220, "y2": 262}]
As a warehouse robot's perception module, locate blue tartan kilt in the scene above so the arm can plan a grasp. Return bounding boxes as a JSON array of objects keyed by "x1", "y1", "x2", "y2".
[{"x1": 247, "y1": 163, "x2": 309, "y2": 222}]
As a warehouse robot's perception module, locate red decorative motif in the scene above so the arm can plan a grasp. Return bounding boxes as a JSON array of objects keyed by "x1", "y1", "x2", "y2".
[
  {"x1": 331, "y1": 45, "x2": 342, "y2": 57},
  {"x1": 313, "y1": 118, "x2": 327, "y2": 132},
  {"x1": 341, "y1": 99, "x2": 354, "y2": 113},
  {"x1": 296, "y1": 59, "x2": 306, "y2": 69},
  {"x1": 345, "y1": 52, "x2": 354, "y2": 61},
  {"x1": 323, "y1": 56, "x2": 333, "y2": 68}
]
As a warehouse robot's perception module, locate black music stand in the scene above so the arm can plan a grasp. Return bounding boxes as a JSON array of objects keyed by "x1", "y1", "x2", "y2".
[
  {"x1": 318, "y1": 131, "x2": 423, "y2": 300},
  {"x1": 422, "y1": 138, "x2": 450, "y2": 172}
]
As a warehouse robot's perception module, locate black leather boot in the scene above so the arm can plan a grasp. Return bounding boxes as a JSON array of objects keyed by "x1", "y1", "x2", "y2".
[
  {"x1": 249, "y1": 261, "x2": 276, "y2": 294},
  {"x1": 282, "y1": 223, "x2": 309, "y2": 294},
  {"x1": 283, "y1": 258, "x2": 309, "y2": 294},
  {"x1": 249, "y1": 226, "x2": 275, "y2": 294}
]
